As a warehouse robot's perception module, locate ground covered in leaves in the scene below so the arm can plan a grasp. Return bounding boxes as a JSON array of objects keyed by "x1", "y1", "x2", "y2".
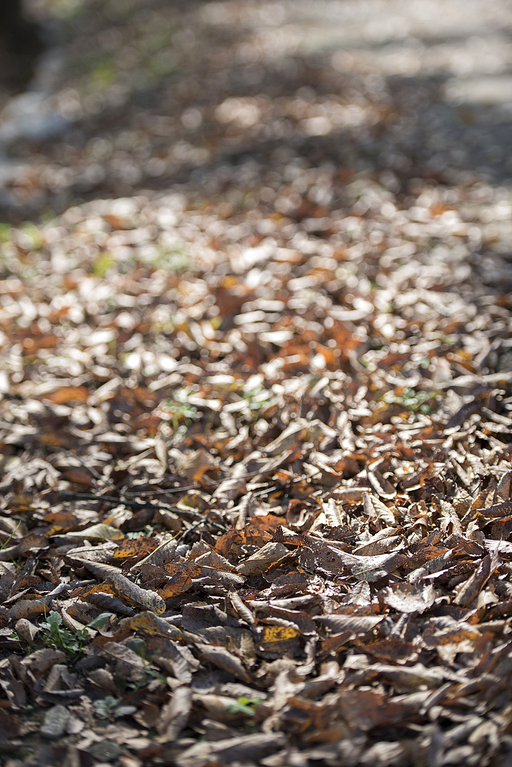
[{"x1": 1, "y1": 1, "x2": 512, "y2": 765}]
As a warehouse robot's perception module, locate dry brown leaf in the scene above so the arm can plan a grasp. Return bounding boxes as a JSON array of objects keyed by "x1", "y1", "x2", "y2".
[
  {"x1": 381, "y1": 580, "x2": 436, "y2": 614},
  {"x1": 236, "y1": 542, "x2": 289, "y2": 575},
  {"x1": 67, "y1": 524, "x2": 124, "y2": 541},
  {"x1": 77, "y1": 559, "x2": 166, "y2": 613}
]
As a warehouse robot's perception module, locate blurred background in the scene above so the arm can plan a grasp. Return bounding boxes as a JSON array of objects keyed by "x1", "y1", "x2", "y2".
[
  {"x1": 0, "y1": 1, "x2": 511, "y2": 445},
  {"x1": 1, "y1": 0, "x2": 512, "y2": 223}
]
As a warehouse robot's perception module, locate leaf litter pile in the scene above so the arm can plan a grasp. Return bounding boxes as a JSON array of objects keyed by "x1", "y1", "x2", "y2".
[{"x1": 1, "y1": 1, "x2": 512, "y2": 766}]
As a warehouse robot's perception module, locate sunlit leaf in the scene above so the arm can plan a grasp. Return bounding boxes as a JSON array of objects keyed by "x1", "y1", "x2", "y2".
[{"x1": 68, "y1": 524, "x2": 124, "y2": 541}]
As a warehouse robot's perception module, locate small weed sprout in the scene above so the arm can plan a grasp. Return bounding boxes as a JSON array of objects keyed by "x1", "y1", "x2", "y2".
[
  {"x1": 242, "y1": 380, "x2": 277, "y2": 420},
  {"x1": 383, "y1": 387, "x2": 438, "y2": 415},
  {"x1": 225, "y1": 697, "x2": 263, "y2": 715},
  {"x1": 93, "y1": 696, "x2": 120, "y2": 719},
  {"x1": 39, "y1": 610, "x2": 90, "y2": 659},
  {"x1": 161, "y1": 387, "x2": 198, "y2": 438}
]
